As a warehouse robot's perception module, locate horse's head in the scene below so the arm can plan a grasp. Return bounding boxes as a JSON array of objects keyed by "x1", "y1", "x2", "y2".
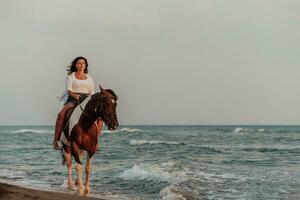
[{"x1": 98, "y1": 85, "x2": 119, "y2": 130}]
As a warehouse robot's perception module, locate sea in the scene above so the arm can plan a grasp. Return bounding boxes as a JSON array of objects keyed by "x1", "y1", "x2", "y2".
[{"x1": 0, "y1": 125, "x2": 299, "y2": 200}]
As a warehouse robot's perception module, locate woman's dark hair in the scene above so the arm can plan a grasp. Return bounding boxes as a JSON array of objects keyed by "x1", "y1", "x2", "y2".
[{"x1": 67, "y1": 56, "x2": 88, "y2": 75}]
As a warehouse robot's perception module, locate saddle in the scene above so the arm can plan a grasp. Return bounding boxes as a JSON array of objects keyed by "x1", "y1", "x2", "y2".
[
  {"x1": 62, "y1": 106, "x2": 76, "y2": 142},
  {"x1": 60, "y1": 94, "x2": 91, "y2": 145},
  {"x1": 62, "y1": 93, "x2": 89, "y2": 141}
]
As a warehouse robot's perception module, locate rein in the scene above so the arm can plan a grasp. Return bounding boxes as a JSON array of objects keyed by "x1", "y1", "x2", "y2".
[
  {"x1": 79, "y1": 102, "x2": 102, "y2": 119},
  {"x1": 78, "y1": 95, "x2": 116, "y2": 122}
]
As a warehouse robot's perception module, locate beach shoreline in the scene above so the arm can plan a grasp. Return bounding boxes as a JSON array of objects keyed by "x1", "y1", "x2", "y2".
[{"x1": 0, "y1": 182, "x2": 104, "y2": 200}]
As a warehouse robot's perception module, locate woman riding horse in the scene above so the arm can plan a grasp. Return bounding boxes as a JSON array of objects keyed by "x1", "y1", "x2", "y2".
[{"x1": 53, "y1": 56, "x2": 103, "y2": 150}]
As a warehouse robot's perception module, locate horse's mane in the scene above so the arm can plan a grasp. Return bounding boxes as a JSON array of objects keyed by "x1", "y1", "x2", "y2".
[{"x1": 91, "y1": 89, "x2": 118, "y2": 100}]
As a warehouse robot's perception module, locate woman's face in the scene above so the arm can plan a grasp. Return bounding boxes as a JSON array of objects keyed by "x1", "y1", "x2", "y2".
[{"x1": 75, "y1": 59, "x2": 86, "y2": 72}]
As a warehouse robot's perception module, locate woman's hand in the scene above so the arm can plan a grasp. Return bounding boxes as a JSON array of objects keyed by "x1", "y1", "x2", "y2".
[
  {"x1": 75, "y1": 94, "x2": 81, "y2": 100},
  {"x1": 67, "y1": 90, "x2": 80, "y2": 100}
]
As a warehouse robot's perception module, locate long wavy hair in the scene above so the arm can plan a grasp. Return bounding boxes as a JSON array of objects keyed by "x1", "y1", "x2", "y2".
[{"x1": 67, "y1": 56, "x2": 89, "y2": 75}]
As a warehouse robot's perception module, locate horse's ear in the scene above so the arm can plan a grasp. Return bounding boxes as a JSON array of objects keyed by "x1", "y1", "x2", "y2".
[{"x1": 99, "y1": 85, "x2": 105, "y2": 93}]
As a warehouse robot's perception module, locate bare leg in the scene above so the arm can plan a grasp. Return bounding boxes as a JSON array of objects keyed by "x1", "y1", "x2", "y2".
[
  {"x1": 53, "y1": 102, "x2": 75, "y2": 150},
  {"x1": 85, "y1": 155, "x2": 93, "y2": 194},
  {"x1": 64, "y1": 151, "x2": 74, "y2": 190}
]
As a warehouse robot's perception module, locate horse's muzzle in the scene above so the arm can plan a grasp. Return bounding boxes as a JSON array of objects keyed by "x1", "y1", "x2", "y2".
[{"x1": 108, "y1": 120, "x2": 119, "y2": 130}]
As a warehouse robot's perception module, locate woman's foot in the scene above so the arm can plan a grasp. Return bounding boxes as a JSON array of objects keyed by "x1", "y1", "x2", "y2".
[{"x1": 53, "y1": 140, "x2": 60, "y2": 150}]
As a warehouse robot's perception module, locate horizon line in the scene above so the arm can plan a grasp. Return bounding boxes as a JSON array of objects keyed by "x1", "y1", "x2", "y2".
[{"x1": 1, "y1": 124, "x2": 300, "y2": 127}]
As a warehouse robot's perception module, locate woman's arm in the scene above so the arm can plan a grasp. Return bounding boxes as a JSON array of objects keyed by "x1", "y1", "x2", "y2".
[
  {"x1": 67, "y1": 90, "x2": 80, "y2": 100},
  {"x1": 65, "y1": 74, "x2": 80, "y2": 100}
]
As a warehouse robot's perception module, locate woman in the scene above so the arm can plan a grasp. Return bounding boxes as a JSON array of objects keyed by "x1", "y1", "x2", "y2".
[{"x1": 53, "y1": 56, "x2": 103, "y2": 150}]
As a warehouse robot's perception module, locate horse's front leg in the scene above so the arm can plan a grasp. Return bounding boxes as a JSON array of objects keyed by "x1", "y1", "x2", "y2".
[
  {"x1": 64, "y1": 151, "x2": 74, "y2": 190},
  {"x1": 73, "y1": 142, "x2": 85, "y2": 196},
  {"x1": 75, "y1": 161, "x2": 84, "y2": 195},
  {"x1": 96, "y1": 119, "x2": 103, "y2": 152},
  {"x1": 85, "y1": 155, "x2": 93, "y2": 194}
]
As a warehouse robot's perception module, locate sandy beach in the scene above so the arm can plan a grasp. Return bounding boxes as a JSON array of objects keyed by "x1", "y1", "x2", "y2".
[{"x1": 0, "y1": 182, "x2": 104, "y2": 200}]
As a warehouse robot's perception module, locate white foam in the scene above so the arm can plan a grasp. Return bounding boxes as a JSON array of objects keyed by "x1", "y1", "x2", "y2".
[
  {"x1": 233, "y1": 127, "x2": 253, "y2": 133},
  {"x1": 101, "y1": 127, "x2": 142, "y2": 134},
  {"x1": 0, "y1": 169, "x2": 25, "y2": 179},
  {"x1": 11, "y1": 129, "x2": 50, "y2": 134},
  {"x1": 129, "y1": 140, "x2": 180, "y2": 146},
  {"x1": 15, "y1": 179, "x2": 49, "y2": 187},
  {"x1": 119, "y1": 161, "x2": 188, "y2": 183},
  {"x1": 258, "y1": 128, "x2": 266, "y2": 132},
  {"x1": 89, "y1": 191, "x2": 133, "y2": 200},
  {"x1": 59, "y1": 179, "x2": 77, "y2": 191},
  {"x1": 233, "y1": 127, "x2": 268, "y2": 134},
  {"x1": 120, "y1": 128, "x2": 142, "y2": 133},
  {"x1": 101, "y1": 129, "x2": 118, "y2": 134}
]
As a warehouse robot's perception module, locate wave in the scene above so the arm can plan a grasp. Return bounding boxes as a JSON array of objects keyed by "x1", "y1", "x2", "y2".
[
  {"x1": 240, "y1": 146, "x2": 300, "y2": 153},
  {"x1": 160, "y1": 184, "x2": 186, "y2": 200},
  {"x1": 10, "y1": 129, "x2": 50, "y2": 134},
  {"x1": 129, "y1": 140, "x2": 181, "y2": 146},
  {"x1": 120, "y1": 128, "x2": 142, "y2": 133},
  {"x1": 233, "y1": 127, "x2": 268, "y2": 134},
  {"x1": 193, "y1": 145, "x2": 224, "y2": 154},
  {"x1": 102, "y1": 127, "x2": 142, "y2": 134},
  {"x1": 119, "y1": 161, "x2": 192, "y2": 199},
  {"x1": 118, "y1": 160, "x2": 188, "y2": 183},
  {"x1": 0, "y1": 169, "x2": 25, "y2": 179},
  {"x1": 257, "y1": 128, "x2": 266, "y2": 132},
  {"x1": 233, "y1": 127, "x2": 253, "y2": 133},
  {"x1": 60, "y1": 180, "x2": 133, "y2": 200},
  {"x1": 196, "y1": 171, "x2": 247, "y2": 183}
]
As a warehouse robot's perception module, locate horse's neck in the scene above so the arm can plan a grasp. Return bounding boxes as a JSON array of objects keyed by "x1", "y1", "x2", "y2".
[{"x1": 79, "y1": 95, "x2": 101, "y2": 132}]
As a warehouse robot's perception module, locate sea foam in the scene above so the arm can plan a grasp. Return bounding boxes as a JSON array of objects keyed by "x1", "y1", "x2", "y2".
[
  {"x1": 119, "y1": 160, "x2": 188, "y2": 183},
  {"x1": 11, "y1": 129, "x2": 50, "y2": 134},
  {"x1": 101, "y1": 127, "x2": 142, "y2": 134}
]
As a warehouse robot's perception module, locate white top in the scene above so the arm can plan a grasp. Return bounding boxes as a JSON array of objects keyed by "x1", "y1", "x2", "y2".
[
  {"x1": 66, "y1": 72, "x2": 95, "y2": 94},
  {"x1": 58, "y1": 72, "x2": 95, "y2": 103}
]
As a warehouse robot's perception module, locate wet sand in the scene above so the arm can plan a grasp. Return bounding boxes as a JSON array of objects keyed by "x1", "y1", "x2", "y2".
[{"x1": 0, "y1": 182, "x2": 104, "y2": 200}]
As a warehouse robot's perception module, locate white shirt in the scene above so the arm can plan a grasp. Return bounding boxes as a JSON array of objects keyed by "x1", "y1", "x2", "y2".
[
  {"x1": 58, "y1": 72, "x2": 95, "y2": 103},
  {"x1": 66, "y1": 72, "x2": 95, "y2": 94}
]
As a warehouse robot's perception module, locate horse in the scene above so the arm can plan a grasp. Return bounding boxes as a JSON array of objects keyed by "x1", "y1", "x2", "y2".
[{"x1": 59, "y1": 85, "x2": 119, "y2": 196}]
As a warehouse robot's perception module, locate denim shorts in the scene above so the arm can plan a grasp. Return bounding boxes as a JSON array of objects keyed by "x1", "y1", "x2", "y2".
[{"x1": 65, "y1": 93, "x2": 89, "y2": 105}]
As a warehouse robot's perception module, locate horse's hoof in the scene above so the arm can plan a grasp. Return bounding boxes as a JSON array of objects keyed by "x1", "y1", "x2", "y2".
[
  {"x1": 78, "y1": 188, "x2": 85, "y2": 196},
  {"x1": 85, "y1": 187, "x2": 90, "y2": 194},
  {"x1": 67, "y1": 184, "x2": 74, "y2": 190}
]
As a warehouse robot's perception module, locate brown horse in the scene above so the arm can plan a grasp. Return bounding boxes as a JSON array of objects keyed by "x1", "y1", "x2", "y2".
[{"x1": 60, "y1": 85, "x2": 119, "y2": 195}]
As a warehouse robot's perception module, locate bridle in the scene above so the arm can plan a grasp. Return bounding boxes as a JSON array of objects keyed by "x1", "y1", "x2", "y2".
[
  {"x1": 97, "y1": 96, "x2": 117, "y2": 124},
  {"x1": 79, "y1": 94, "x2": 117, "y2": 124}
]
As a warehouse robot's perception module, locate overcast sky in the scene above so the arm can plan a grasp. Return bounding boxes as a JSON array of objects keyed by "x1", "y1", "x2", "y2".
[{"x1": 0, "y1": 0, "x2": 299, "y2": 125}]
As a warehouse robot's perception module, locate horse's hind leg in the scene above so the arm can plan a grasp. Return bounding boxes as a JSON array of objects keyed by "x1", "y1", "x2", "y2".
[{"x1": 85, "y1": 155, "x2": 93, "y2": 194}]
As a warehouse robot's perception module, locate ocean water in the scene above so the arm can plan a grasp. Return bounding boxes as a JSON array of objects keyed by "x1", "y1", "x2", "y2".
[{"x1": 0, "y1": 125, "x2": 299, "y2": 200}]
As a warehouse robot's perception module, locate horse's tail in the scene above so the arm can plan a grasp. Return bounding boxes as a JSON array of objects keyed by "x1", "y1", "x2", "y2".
[{"x1": 71, "y1": 142, "x2": 82, "y2": 164}]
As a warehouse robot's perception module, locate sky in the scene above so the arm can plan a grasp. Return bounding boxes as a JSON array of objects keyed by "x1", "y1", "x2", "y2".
[{"x1": 0, "y1": 0, "x2": 300, "y2": 125}]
